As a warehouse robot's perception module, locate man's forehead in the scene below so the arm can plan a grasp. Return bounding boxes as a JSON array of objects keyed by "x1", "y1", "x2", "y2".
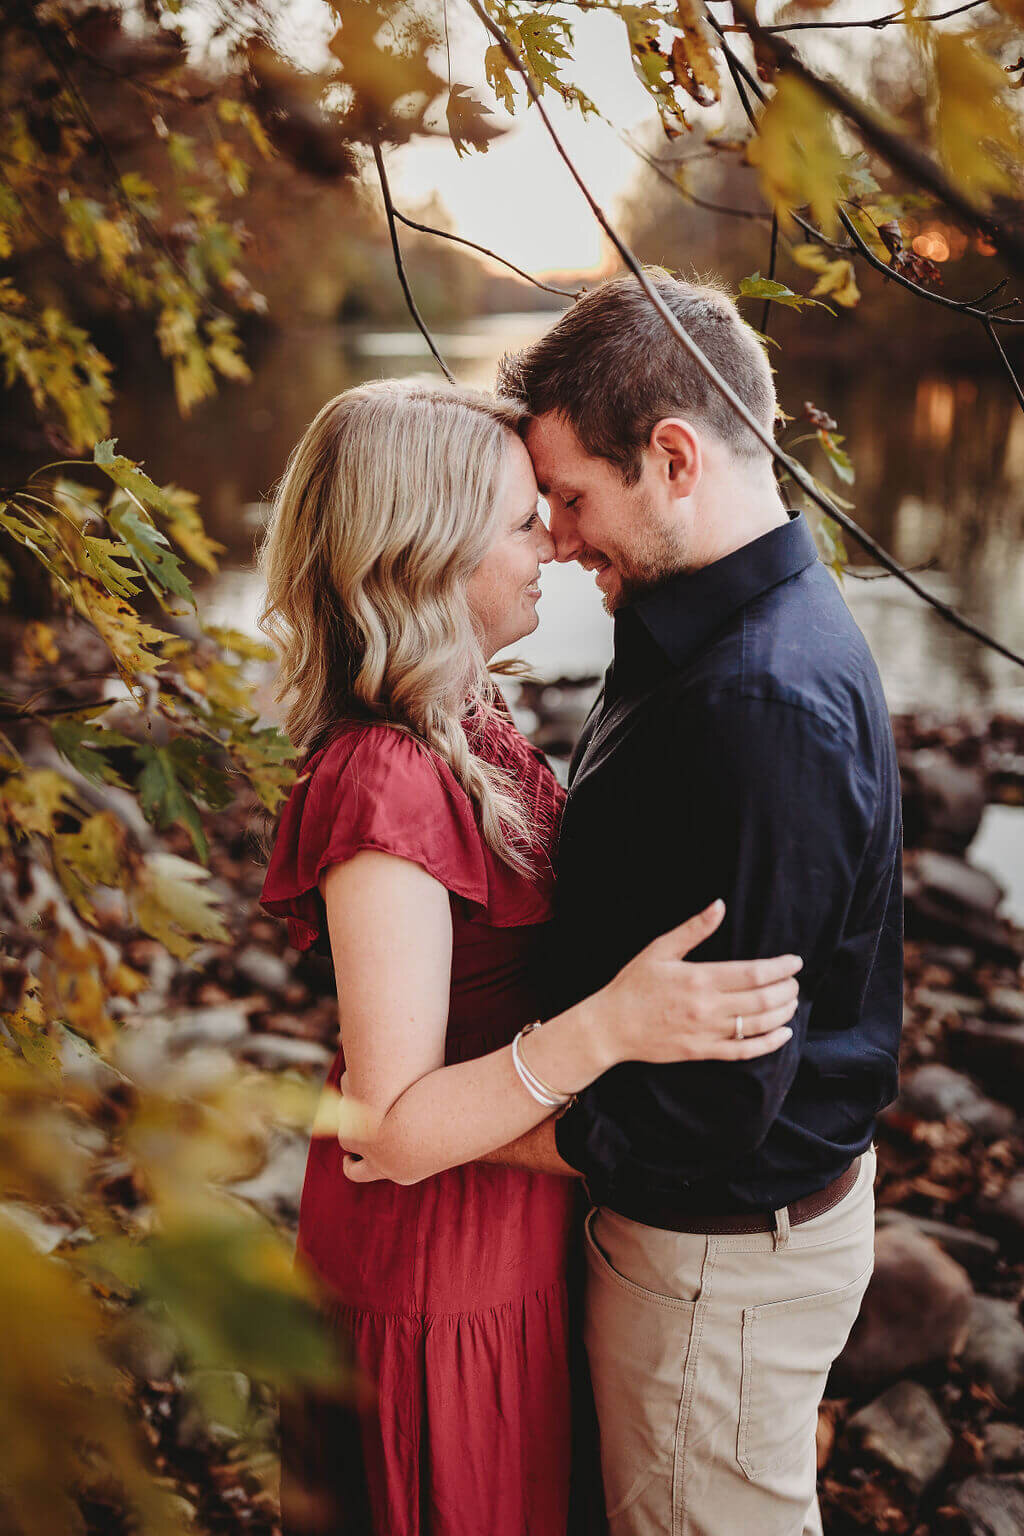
[{"x1": 524, "y1": 413, "x2": 587, "y2": 493}]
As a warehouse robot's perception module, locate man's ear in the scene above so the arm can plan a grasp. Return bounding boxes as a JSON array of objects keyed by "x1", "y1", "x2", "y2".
[{"x1": 649, "y1": 417, "x2": 702, "y2": 497}]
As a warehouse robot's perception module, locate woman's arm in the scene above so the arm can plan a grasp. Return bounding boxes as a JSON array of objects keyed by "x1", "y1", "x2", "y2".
[
  {"x1": 322, "y1": 850, "x2": 802, "y2": 1187},
  {"x1": 321, "y1": 850, "x2": 608, "y2": 1185}
]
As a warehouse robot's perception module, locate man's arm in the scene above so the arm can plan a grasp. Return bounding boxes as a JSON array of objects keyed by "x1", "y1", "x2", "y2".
[{"x1": 476, "y1": 1115, "x2": 582, "y2": 1176}]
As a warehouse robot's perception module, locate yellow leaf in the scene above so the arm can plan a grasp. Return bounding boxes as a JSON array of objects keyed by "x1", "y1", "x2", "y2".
[
  {"x1": 670, "y1": 0, "x2": 720, "y2": 107},
  {"x1": 129, "y1": 852, "x2": 231, "y2": 960},
  {"x1": 1, "y1": 766, "x2": 76, "y2": 838},
  {"x1": 22, "y1": 620, "x2": 59, "y2": 669},
  {"x1": 748, "y1": 76, "x2": 846, "y2": 236},
  {"x1": 74, "y1": 581, "x2": 173, "y2": 677},
  {"x1": 933, "y1": 33, "x2": 1022, "y2": 202}
]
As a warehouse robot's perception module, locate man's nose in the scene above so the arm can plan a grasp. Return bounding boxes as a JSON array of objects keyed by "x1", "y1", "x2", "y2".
[
  {"x1": 547, "y1": 502, "x2": 583, "y2": 563},
  {"x1": 535, "y1": 522, "x2": 556, "y2": 564}
]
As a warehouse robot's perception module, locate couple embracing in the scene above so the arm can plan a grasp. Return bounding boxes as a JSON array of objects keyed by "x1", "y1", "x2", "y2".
[{"x1": 259, "y1": 271, "x2": 903, "y2": 1536}]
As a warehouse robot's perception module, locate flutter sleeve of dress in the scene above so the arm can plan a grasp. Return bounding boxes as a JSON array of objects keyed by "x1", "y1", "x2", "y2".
[{"x1": 259, "y1": 724, "x2": 490, "y2": 955}]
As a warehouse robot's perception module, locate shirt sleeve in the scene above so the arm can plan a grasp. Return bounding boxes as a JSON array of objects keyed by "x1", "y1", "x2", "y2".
[
  {"x1": 259, "y1": 726, "x2": 489, "y2": 953},
  {"x1": 554, "y1": 690, "x2": 881, "y2": 1196}
]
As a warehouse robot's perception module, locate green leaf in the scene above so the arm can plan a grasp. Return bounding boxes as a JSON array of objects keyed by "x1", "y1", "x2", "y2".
[
  {"x1": 50, "y1": 718, "x2": 136, "y2": 789},
  {"x1": 738, "y1": 273, "x2": 834, "y2": 314},
  {"x1": 133, "y1": 742, "x2": 210, "y2": 861},
  {"x1": 107, "y1": 501, "x2": 194, "y2": 604}
]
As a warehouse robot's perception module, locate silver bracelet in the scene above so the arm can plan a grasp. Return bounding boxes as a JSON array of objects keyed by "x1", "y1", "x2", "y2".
[{"x1": 511, "y1": 1021, "x2": 577, "y2": 1109}]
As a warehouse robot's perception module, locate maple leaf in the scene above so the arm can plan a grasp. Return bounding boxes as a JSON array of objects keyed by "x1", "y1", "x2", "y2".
[
  {"x1": 747, "y1": 76, "x2": 848, "y2": 237},
  {"x1": 107, "y1": 501, "x2": 194, "y2": 605},
  {"x1": 129, "y1": 851, "x2": 231, "y2": 959},
  {"x1": 446, "y1": 84, "x2": 503, "y2": 158},
  {"x1": 932, "y1": 33, "x2": 1022, "y2": 203},
  {"x1": 670, "y1": 0, "x2": 720, "y2": 107}
]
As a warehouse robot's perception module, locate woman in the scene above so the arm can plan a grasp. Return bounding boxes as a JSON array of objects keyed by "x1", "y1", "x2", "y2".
[{"x1": 257, "y1": 378, "x2": 801, "y2": 1536}]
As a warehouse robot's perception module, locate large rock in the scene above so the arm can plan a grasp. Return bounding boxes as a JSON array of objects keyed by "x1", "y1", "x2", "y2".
[
  {"x1": 233, "y1": 1033, "x2": 333, "y2": 1072},
  {"x1": 948, "y1": 1019, "x2": 1024, "y2": 1101},
  {"x1": 984, "y1": 1424, "x2": 1024, "y2": 1471},
  {"x1": 898, "y1": 1063, "x2": 1015, "y2": 1140},
  {"x1": 960, "y1": 1296, "x2": 1024, "y2": 1404},
  {"x1": 832, "y1": 1226, "x2": 972, "y2": 1393},
  {"x1": 904, "y1": 850, "x2": 1023, "y2": 962},
  {"x1": 951, "y1": 1474, "x2": 1024, "y2": 1536},
  {"x1": 875, "y1": 1210, "x2": 999, "y2": 1276},
  {"x1": 847, "y1": 1380, "x2": 952, "y2": 1493},
  {"x1": 901, "y1": 749, "x2": 986, "y2": 854},
  {"x1": 977, "y1": 1172, "x2": 1024, "y2": 1257},
  {"x1": 233, "y1": 945, "x2": 291, "y2": 997}
]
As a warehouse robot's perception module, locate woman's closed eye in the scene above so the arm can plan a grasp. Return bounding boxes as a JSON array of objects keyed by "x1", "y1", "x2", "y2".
[{"x1": 519, "y1": 510, "x2": 542, "y2": 532}]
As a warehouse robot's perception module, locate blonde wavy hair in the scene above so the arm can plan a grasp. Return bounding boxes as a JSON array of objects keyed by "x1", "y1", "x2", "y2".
[{"x1": 257, "y1": 375, "x2": 536, "y2": 874}]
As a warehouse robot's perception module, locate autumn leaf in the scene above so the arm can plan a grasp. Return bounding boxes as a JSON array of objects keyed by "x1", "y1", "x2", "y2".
[
  {"x1": 50, "y1": 717, "x2": 136, "y2": 789},
  {"x1": 129, "y1": 851, "x2": 231, "y2": 959},
  {"x1": 133, "y1": 742, "x2": 212, "y2": 861},
  {"x1": 107, "y1": 500, "x2": 194, "y2": 605},
  {"x1": 485, "y1": 43, "x2": 517, "y2": 113},
  {"x1": 446, "y1": 84, "x2": 503, "y2": 158},
  {"x1": 670, "y1": 0, "x2": 720, "y2": 107},
  {"x1": 738, "y1": 272, "x2": 835, "y2": 314},
  {"x1": 932, "y1": 33, "x2": 1022, "y2": 202},
  {"x1": 789, "y1": 244, "x2": 860, "y2": 307},
  {"x1": 747, "y1": 76, "x2": 847, "y2": 236}
]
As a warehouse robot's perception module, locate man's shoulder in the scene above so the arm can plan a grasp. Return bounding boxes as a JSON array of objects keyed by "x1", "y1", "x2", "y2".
[{"x1": 671, "y1": 569, "x2": 890, "y2": 743}]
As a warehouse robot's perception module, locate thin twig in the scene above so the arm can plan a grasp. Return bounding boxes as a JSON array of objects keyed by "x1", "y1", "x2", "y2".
[
  {"x1": 618, "y1": 130, "x2": 772, "y2": 223},
  {"x1": 461, "y1": 0, "x2": 1024, "y2": 671},
  {"x1": 393, "y1": 211, "x2": 579, "y2": 297},
  {"x1": 371, "y1": 142, "x2": 456, "y2": 383},
  {"x1": 984, "y1": 317, "x2": 1024, "y2": 418},
  {"x1": 715, "y1": 0, "x2": 987, "y2": 34},
  {"x1": 761, "y1": 212, "x2": 779, "y2": 338}
]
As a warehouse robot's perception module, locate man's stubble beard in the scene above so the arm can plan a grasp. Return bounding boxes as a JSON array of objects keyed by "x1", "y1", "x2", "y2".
[{"x1": 602, "y1": 508, "x2": 693, "y2": 614}]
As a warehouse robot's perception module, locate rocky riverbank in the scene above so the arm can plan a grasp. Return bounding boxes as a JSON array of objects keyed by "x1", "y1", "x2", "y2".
[{"x1": 107, "y1": 704, "x2": 1024, "y2": 1535}]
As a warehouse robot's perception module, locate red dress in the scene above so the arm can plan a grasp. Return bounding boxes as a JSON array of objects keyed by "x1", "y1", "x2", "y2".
[{"x1": 260, "y1": 707, "x2": 588, "y2": 1536}]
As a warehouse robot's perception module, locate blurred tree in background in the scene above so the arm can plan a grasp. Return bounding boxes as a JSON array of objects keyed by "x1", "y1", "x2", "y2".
[{"x1": 2, "y1": 2, "x2": 1023, "y2": 1533}]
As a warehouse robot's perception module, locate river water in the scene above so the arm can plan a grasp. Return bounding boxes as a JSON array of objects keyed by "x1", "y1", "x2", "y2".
[{"x1": 116, "y1": 311, "x2": 1024, "y2": 717}]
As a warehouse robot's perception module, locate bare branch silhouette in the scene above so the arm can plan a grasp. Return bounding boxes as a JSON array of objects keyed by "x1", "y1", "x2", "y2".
[
  {"x1": 460, "y1": 0, "x2": 1024, "y2": 670},
  {"x1": 372, "y1": 141, "x2": 456, "y2": 383}
]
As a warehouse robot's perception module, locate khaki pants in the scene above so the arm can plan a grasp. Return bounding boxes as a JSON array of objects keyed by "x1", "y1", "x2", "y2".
[{"x1": 583, "y1": 1147, "x2": 876, "y2": 1536}]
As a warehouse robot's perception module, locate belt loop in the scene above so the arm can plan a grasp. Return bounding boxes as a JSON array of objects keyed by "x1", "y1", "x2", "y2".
[{"x1": 772, "y1": 1203, "x2": 791, "y2": 1251}]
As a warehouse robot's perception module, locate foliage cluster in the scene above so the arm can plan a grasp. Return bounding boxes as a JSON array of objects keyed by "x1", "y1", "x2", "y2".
[{"x1": 1, "y1": 1, "x2": 1023, "y2": 1530}]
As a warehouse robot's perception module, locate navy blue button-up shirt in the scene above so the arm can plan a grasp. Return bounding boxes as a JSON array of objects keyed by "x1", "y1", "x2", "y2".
[{"x1": 551, "y1": 511, "x2": 903, "y2": 1223}]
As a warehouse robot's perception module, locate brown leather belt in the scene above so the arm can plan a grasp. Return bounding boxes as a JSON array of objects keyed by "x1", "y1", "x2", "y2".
[{"x1": 632, "y1": 1157, "x2": 862, "y2": 1236}]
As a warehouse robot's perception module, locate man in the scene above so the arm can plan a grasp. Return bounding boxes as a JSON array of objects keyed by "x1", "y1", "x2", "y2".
[{"x1": 491, "y1": 270, "x2": 904, "y2": 1535}]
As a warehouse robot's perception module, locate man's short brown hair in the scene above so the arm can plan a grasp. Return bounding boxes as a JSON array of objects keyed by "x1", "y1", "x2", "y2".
[{"x1": 496, "y1": 268, "x2": 776, "y2": 484}]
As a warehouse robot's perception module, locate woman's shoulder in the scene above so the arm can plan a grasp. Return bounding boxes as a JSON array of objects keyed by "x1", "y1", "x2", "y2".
[{"x1": 259, "y1": 721, "x2": 489, "y2": 952}]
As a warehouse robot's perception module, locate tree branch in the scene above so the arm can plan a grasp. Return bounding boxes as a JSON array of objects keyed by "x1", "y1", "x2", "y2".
[
  {"x1": 371, "y1": 142, "x2": 456, "y2": 384},
  {"x1": 715, "y1": 0, "x2": 988, "y2": 35},
  {"x1": 729, "y1": 0, "x2": 1024, "y2": 278},
  {"x1": 708, "y1": 15, "x2": 1024, "y2": 328},
  {"x1": 462, "y1": 0, "x2": 1024, "y2": 671},
  {"x1": 392, "y1": 210, "x2": 579, "y2": 297}
]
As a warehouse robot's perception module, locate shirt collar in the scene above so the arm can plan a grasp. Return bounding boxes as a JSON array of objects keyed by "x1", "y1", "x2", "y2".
[{"x1": 611, "y1": 510, "x2": 818, "y2": 684}]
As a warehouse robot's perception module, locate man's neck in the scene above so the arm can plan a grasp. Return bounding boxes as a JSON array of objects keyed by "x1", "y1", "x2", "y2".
[{"x1": 684, "y1": 481, "x2": 790, "y2": 572}]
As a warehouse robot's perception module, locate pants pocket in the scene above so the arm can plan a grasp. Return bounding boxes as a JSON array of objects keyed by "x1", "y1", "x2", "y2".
[
  {"x1": 583, "y1": 1207, "x2": 699, "y2": 1519},
  {"x1": 737, "y1": 1259, "x2": 874, "y2": 1481}
]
